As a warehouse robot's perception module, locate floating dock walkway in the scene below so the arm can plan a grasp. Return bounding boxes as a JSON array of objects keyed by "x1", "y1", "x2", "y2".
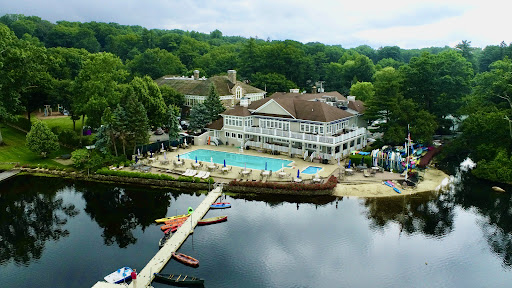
[
  {"x1": 92, "y1": 185, "x2": 223, "y2": 288},
  {"x1": 0, "y1": 170, "x2": 20, "y2": 183}
]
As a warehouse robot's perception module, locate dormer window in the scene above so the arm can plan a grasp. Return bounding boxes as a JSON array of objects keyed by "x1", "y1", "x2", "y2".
[{"x1": 236, "y1": 86, "x2": 242, "y2": 99}]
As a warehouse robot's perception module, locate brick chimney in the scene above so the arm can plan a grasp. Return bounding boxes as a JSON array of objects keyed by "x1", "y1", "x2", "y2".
[
  {"x1": 228, "y1": 70, "x2": 237, "y2": 84},
  {"x1": 193, "y1": 70, "x2": 199, "y2": 80}
]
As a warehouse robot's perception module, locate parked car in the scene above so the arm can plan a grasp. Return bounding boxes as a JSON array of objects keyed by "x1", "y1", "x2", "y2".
[{"x1": 154, "y1": 127, "x2": 164, "y2": 135}]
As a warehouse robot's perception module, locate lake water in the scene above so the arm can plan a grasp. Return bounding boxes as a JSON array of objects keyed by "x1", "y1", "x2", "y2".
[{"x1": 1, "y1": 169, "x2": 512, "y2": 288}]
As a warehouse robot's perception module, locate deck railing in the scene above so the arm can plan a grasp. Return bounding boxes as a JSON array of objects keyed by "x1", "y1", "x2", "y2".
[{"x1": 244, "y1": 127, "x2": 366, "y2": 145}]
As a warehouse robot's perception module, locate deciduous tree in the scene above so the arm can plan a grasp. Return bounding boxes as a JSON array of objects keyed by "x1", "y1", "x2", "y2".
[{"x1": 26, "y1": 120, "x2": 59, "y2": 157}]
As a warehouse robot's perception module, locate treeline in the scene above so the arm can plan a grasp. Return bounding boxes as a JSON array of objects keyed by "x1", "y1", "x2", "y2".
[{"x1": 0, "y1": 14, "x2": 510, "y2": 183}]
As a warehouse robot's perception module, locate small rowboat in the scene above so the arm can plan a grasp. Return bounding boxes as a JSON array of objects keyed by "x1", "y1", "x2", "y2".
[
  {"x1": 172, "y1": 252, "x2": 199, "y2": 267},
  {"x1": 198, "y1": 215, "x2": 227, "y2": 226},
  {"x1": 104, "y1": 267, "x2": 133, "y2": 284},
  {"x1": 153, "y1": 273, "x2": 204, "y2": 286},
  {"x1": 155, "y1": 214, "x2": 190, "y2": 223},
  {"x1": 210, "y1": 202, "x2": 231, "y2": 209}
]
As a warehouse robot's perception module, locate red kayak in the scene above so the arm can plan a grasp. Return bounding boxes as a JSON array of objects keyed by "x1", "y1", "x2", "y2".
[
  {"x1": 198, "y1": 215, "x2": 227, "y2": 226},
  {"x1": 172, "y1": 252, "x2": 199, "y2": 267}
]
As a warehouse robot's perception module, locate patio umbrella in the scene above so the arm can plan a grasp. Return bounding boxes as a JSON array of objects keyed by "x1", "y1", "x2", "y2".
[
  {"x1": 164, "y1": 151, "x2": 167, "y2": 160},
  {"x1": 297, "y1": 169, "x2": 300, "y2": 178},
  {"x1": 348, "y1": 159, "x2": 352, "y2": 168},
  {"x1": 135, "y1": 156, "x2": 138, "y2": 163},
  {"x1": 245, "y1": 163, "x2": 247, "y2": 171},
  {"x1": 224, "y1": 159, "x2": 226, "y2": 167},
  {"x1": 161, "y1": 143, "x2": 164, "y2": 150},
  {"x1": 210, "y1": 157, "x2": 213, "y2": 164},
  {"x1": 184, "y1": 138, "x2": 187, "y2": 145},
  {"x1": 195, "y1": 156, "x2": 198, "y2": 163},
  {"x1": 265, "y1": 162, "x2": 267, "y2": 171},
  {"x1": 137, "y1": 149, "x2": 140, "y2": 157},
  {"x1": 178, "y1": 154, "x2": 180, "y2": 161},
  {"x1": 281, "y1": 163, "x2": 284, "y2": 171}
]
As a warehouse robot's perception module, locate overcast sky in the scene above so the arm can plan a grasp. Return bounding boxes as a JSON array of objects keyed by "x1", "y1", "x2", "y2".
[{"x1": 1, "y1": 0, "x2": 510, "y2": 49}]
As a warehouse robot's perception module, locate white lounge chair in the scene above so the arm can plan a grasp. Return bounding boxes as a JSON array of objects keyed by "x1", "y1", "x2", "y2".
[
  {"x1": 195, "y1": 171, "x2": 206, "y2": 178},
  {"x1": 201, "y1": 172, "x2": 210, "y2": 179},
  {"x1": 188, "y1": 170, "x2": 198, "y2": 177},
  {"x1": 182, "y1": 169, "x2": 191, "y2": 176}
]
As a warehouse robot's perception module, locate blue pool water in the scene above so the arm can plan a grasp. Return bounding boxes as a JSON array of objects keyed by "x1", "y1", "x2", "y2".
[
  {"x1": 302, "y1": 166, "x2": 322, "y2": 174},
  {"x1": 179, "y1": 149, "x2": 292, "y2": 171}
]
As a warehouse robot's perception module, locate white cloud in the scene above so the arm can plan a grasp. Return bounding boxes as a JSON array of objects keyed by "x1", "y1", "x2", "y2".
[{"x1": 1, "y1": 0, "x2": 511, "y2": 48}]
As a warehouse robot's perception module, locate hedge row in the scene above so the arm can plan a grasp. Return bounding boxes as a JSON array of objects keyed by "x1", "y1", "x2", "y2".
[
  {"x1": 95, "y1": 168, "x2": 215, "y2": 184},
  {"x1": 229, "y1": 175, "x2": 338, "y2": 191}
]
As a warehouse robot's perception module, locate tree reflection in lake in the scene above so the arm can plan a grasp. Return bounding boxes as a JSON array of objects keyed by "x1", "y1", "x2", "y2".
[
  {"x1": 0, "y1": 176, "x2": 78, "y2": 266},
  {"x1": 76, "y1": 181, "x2": 198, "y2": 248}
]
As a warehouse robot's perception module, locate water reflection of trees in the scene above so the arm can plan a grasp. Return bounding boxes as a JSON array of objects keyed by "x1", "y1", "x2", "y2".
[
  {"x1": 77, "y1": 182, "x2": 193, "y2": 248},
  {"x1": 0, "y1": 176, "x2": 79, "y2": 266},
  {"x1": 229, "y1": 193, "x2": 336, "y2": 207},
  {"x1": 362, "y1": 191, "x2": 456, "y2": 238},
  {"x1": 453, "y1": 176, "x2": 512, "y2": 267}
]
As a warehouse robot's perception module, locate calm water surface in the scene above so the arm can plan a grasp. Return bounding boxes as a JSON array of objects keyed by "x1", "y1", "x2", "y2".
[{"x1": 1, "y1": 171, "x2": 511, "y2": 288}]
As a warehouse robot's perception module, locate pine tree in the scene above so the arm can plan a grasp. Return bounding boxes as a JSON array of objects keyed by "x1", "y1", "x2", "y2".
[
  {"x1": 204, "y1": 83, "x2": 225, "y2": 122},
  {"x1": 168, "y1": 104, "x2": 181, "y2": 143}
]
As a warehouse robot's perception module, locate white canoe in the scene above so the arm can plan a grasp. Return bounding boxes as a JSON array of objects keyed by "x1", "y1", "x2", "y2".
[{"x1": 104, "y1": 266, "x2": 133, "y2": 284}]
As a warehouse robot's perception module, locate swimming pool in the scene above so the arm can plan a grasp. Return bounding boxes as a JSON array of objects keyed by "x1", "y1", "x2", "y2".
[
  {"x1": 302, "y1": 166, "x2": 322, "y2": 174},
  {"x1": 179, "y1": 149, "x2": 293, "y2": 171}
]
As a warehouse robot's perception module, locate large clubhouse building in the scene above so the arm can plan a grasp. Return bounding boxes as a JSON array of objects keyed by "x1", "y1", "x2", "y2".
[
  {"x1": 156, "y1": 70, "x2": 266, "y2": 108},
  {"x1": 207, "y1": 91, "x2": 368, "y2": 161}
]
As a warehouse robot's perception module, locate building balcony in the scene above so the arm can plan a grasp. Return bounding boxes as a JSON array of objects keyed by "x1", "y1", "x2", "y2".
[{"x1": 243, "y1": 126, "x2": 366, "y2": 145}]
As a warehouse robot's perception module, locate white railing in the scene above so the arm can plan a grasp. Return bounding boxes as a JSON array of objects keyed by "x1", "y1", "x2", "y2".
[{"x1": 244, "y1": 127, "x2": 366, "y2": 145}]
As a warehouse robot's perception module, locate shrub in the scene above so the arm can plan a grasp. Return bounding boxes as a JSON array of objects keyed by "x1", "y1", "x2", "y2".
[
  {"x1": 58, "y1": 130, "x2": 80, "y2": 147},
  {"x1": 229, "y1": 175, "x2": 338, "y2": 191}
]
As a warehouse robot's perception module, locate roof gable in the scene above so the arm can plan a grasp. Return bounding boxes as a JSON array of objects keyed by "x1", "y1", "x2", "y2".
[{"x1": 254, "y1": 99, "x2": 295, "y2": 118}]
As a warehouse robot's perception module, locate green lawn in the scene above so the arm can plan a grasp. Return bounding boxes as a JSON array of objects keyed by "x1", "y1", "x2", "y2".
[
  {"x1": 32, "y1": 114, "x2": 83, "y2": 132},
  {"x1": 0, "y1": 125, "x2": 72, "y2": 168}
]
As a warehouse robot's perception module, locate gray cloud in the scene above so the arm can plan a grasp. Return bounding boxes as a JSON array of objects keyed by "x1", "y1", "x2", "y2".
[{"x1": 0, "y1": 0, "x2": 508, "y2": 48}]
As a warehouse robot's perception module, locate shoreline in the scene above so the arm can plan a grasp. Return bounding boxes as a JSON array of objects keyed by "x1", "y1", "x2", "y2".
[
  {"x1": 2, "y1": 165, "x2": 449, "y2": 199},
  {"x1": 333, "y1": 168, "x2": 448, "y2": 198}
]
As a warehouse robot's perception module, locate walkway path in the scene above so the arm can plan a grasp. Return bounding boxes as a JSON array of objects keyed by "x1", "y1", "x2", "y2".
[
  {"x1": 92, "y1": 185, "x2": 223, "y2": 288},
  {"x1": 0, "y1": 170, "x2": 20, "y2": 183}
]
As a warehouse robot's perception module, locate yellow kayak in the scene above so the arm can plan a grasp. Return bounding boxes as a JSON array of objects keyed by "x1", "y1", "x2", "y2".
[{"x1": 155, "y1": 214, "x2": 190, "y2": 223}]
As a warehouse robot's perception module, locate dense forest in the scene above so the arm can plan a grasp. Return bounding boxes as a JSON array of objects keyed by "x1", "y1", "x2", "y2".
[{"x1": 0, "y1": 14, "x2": 510, "y2": 183}]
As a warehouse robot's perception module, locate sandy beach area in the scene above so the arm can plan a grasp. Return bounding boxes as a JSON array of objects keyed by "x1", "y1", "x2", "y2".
[{"x1": 333, "y1": 168, "x2": 448, "y2": 198}]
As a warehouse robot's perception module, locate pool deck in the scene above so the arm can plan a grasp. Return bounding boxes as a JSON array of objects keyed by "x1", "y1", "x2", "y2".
[
  {"x1": 127, "y1": 144, "x2": 448, "y2": 197},
  {"x1": 91, "y1": 185, "x2": 223, "y2": 288}
]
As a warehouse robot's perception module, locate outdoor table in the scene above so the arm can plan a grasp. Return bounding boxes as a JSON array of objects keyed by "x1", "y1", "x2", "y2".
[
  {"x1": 171, "y1": 147, "x2": 178, "y2": 151},
  {"x1": 278, "y1": 172, "x2": 287, "y2": 178},
  {"x1": 192, "y1": 163, "x2": 201, "y2": 168},
  {"x1": 293, "y1": 178, "x2": 303, "y2": 183},
  {"x1": 176, "y1": 160, "x2": 184, "y2": 166},
  {"x1": 147, "y1": 157, "x2": 156, "y2": 163},
  {"x1": 262, "y1": 171, "x2": 270, "y2": 177},
  {"x1": 221, "y1": 167, "x2": 230, "y2": 174},
  {"x1": 241, "y1": 170, "x2": 251, "y2": 176},
  {"x1": 208, "y1": 165, "x2": 216, "y2": 171},
  {"x1": 371, "y1": 167, "x2": 379, "y2": 172},
  {"x1": 312, "y1": 178, "x2": 322, "y2": 183},
  {"x1": 345, "y1": 168, "x2": 354, "y2": 175},
  {"x1": 160, "y1": 149, "x2": 166, "y2": 153}
]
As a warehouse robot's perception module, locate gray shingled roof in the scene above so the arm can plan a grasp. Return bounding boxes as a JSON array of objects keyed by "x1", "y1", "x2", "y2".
[
  {"x1": 248, "y1": 98, "x2": 354, "y2": 122},
  {"x1": 155, "y1": 75, "x2": 265, "y2": 96}
]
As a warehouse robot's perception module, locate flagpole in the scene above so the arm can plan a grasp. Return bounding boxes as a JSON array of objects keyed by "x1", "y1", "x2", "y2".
[{"x1": 405, "y1": 124, "x2": 410, "y2": 182}]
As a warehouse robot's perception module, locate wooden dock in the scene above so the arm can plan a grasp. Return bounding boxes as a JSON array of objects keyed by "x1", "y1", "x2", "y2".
[
  {"x1": 92, "y1": 185, "x2": 223, "y2": 288},
  {"x1": 0, "y1": 170, "x2": 20, "y2": 183}
]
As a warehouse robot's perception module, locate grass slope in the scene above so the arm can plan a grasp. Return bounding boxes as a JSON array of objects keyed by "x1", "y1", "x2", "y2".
[{"x1": 0, "y1": 125, "x2": 71, "y2": 168}]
